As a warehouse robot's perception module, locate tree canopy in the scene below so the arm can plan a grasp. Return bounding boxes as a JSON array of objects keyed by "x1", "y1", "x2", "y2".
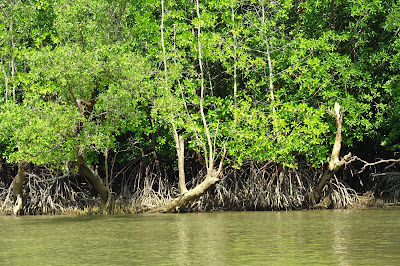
[{"x1": 0, "y1": 0, "x2": 399, "y2": 213}]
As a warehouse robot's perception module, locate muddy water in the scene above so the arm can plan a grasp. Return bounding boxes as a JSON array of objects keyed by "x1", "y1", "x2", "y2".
[{"x1": 1, "y1": 209, "x2": 399, "y2": 265}]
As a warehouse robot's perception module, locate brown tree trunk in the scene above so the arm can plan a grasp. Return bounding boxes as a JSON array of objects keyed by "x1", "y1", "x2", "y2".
[
  {"x1": 162, "y1": 169, "x2": 220, "y2": 212},
  {"x1": 148, "y1": 0, "x2": 226, "y2": 213},
  {"x1": 312, "y1": 103, "x2": 352, "y2": 205},
  {"x1": 177, "y1": 135, "x2": 187, "y2": 194},
  {"x1": 68, "y1": 79, "x2": 110, "y2": 209},
  {"x1": 150, "y1": 167, "x2": 223, "y2": 213},
  {"x1": 12, "y1": 161, "x2": 27, "y2": 215},
  {"x1": 149, "y1": 145, "x2": 226, "y2": 213},
  {"x1": 77, "y1": 156, "x2": 110, "y2": 206},
  {"x1": 330, "y1": 0, "x2": 336, "y2": 30},
  {"x1": 172, "y1": 124, "x2": 188, "y2": 194}
]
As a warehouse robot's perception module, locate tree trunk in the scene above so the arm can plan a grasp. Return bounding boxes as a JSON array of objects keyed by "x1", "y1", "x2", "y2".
[
  {"x1": 330, "y1": 0, "x2": 336, "y2": 30},
  {"x1": 172, "y1": 124, "x2": 188, "y2": 194},
  {"x1": 163, "y1": 169, "x2": 220, "y2": 212},
  {"x1": 148, "y1": 0, "x2": 227, "y2": 213},
  {"x1": 312, "y1": 103, "x2": 352, "y2": 205},
  {"x1": 160, "y1": 0, "x2": 188, "y2": 194},
  {"x1": 176, "y1": 135, "x2": 187, "y2": 194},
  {"x1": 150, "y1": 145, "x2": 226, "y2": 213},
  {"x1": 231, "y1": 2, "x2": 238, "y2": 108},
  {"x1": 148, "y1": 167, "x2": 223, "y2": 213},
  {"x1": 261, "y1": 0, "x2": 275, "y2": 113},
  {"x1": 77, "y1": 156, "x2": 110, "y2": 206},
  {"x1": 114, "y1": 0, "x2": 127, "y2": 42},
  {"x1": 1, "y1": 57, "x2": 9, "y2": 103},
  {"x1": 12, "y1": 161, "x2": 27, "y2": 215}
]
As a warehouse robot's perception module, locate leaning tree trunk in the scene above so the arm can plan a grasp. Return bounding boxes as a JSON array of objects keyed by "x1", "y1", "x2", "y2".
[
  {"x1": 76, "y1": 156, "x2": 110, "y2": 208},
  {"x1": 12, "y1": 161, "x2": 27, "y2": 215},
  {"x1": 312, "y1": 103, "x2": 352, "y2": 206},
  {"x1": 68, "y1": 79, "x2": 111, "y2": 210},
  {"x1": 152, "y1": 150, "x2": 225, "y2": 213},
  {"x1": 162, "y1": 168, "x2": 220, "y2": 212}
]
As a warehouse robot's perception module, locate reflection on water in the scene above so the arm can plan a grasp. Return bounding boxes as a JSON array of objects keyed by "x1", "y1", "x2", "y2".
[{"x1": 0, "y1": 209, "x2": 399, "y2": 265}]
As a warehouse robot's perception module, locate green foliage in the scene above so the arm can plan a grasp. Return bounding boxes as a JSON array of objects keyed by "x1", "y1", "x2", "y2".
[
  {"x1": 0, "y1": 98, "x2": 79, "y2": 165},
  {"x1": 1, "y1": 0, "x2": 399, "y2": 175},
  {"x1": 206, "y1": 95, "x2": 330, "y2": 167},
  {"x1": 0, "y1": 0, "x2": 156, "y2": 169}
]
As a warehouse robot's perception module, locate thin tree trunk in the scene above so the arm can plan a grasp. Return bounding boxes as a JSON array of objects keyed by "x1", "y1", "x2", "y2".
[
  {"x1": 231, "y1": 1, "x2": 238, "y2": 108},
  {"x1": 266, "y1": 39, "x2": 274, "y2": 110},
  {"x1": 261, "y1": 0, "x2": 275, "y2": 112},
  {"x1": 114, "y1": 0, "x2": 127, "y2": 42},
  {"x1": 330, "y1": 0, "x2": 336, "y2": 30},
  {"x1": 1, "y1": 57, "x2": 8, "y2": 103},
  {"x1": 312, "y1": 103, "x2": 352, "y2": 205},
  {"x1": 161, "y1": 0, "x2": 187, "y2": 194},
  {"x1": 11, "y1": 55, "x2": 16, "y2": 102},
  {"x1": 104, "y1": 147, "x2": 110, "y2": 193},
  {"x1": 148, "y1": 1, "x2": 227, "y2": 212},
  {"x1": 196, "y1": 0, "x2": 214, "y2": 170},
  {"x1": 12, "y1": 161, "x2": 27, "y2": 215},
  {"x1": 172, "y1": 124, "x2": 188, "y2": 193}
]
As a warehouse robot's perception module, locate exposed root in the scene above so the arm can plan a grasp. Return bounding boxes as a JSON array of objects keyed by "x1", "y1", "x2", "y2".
[
  {"x1": 112, "y1": 158, "x2": 174, "y2": 213},
  {"x1": 0, "y1": 184, "x2": 15, "y2": 214},
  {"x1": 330, "y1": 177, "x2": 359, "y2": 208},
  {"x1": 0, "y1": 169, "x2": 99, "y2": 215},
  {"x1": 0, "y1": 158, "x2": 390, "y2": 214},
  {"x1": 372, "y1": 172, "x2": 400, "y2": 203},
  {"x1": 182, "y1": 160, "x2": 362, "y2": 211},
  {"x1": 182, "y1": 161, "x2": 313, "y2": 211}
]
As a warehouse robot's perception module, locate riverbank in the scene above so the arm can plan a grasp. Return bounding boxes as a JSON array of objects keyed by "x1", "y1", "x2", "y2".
[
  {"x1": 1, "y1": 160, "x2": 399, "y2": 215},
  {"x1": 1, "y1": 190, "x2": 399, "y2": 216}
]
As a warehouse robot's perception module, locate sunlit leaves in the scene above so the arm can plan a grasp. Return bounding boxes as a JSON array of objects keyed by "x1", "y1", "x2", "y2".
[
  {"x1": 219, "y1": 97, "x2": 330, "y2": 167},
  {"x1": 0, "y1": 99, "x2": 80, "y2": 165},
  {"x1": 1, "y1": 0, "x2": 399, "y2": 175}
]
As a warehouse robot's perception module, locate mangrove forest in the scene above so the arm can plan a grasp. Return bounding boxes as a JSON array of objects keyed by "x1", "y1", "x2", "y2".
[{"x1": 0, "y1": 0, "x2": 399, "y2": 215}]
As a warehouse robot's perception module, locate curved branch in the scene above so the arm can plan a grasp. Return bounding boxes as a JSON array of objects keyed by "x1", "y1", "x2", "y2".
[{"x1": 355, "y1": 157, "x2": 400, "y2": 174}]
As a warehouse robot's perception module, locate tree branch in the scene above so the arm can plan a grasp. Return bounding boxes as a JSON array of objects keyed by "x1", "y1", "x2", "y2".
[{"x1": 354, "y1": 157, "x2": 400, "y2": 174}]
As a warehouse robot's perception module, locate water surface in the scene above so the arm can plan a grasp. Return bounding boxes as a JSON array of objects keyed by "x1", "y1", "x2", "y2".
[{"x1": 1, "y1": 209, "x2": 399, "y2": 265}]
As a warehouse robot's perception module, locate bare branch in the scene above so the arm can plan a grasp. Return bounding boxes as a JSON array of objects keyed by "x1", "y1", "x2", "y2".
[{"x1": 354, "y1": 157, "x2": 400, "y2": 174}]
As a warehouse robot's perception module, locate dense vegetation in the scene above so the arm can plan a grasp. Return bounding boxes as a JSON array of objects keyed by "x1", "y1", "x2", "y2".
[{"x1": 0, "y1": 0, "x2": 399, "y2": 214}]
